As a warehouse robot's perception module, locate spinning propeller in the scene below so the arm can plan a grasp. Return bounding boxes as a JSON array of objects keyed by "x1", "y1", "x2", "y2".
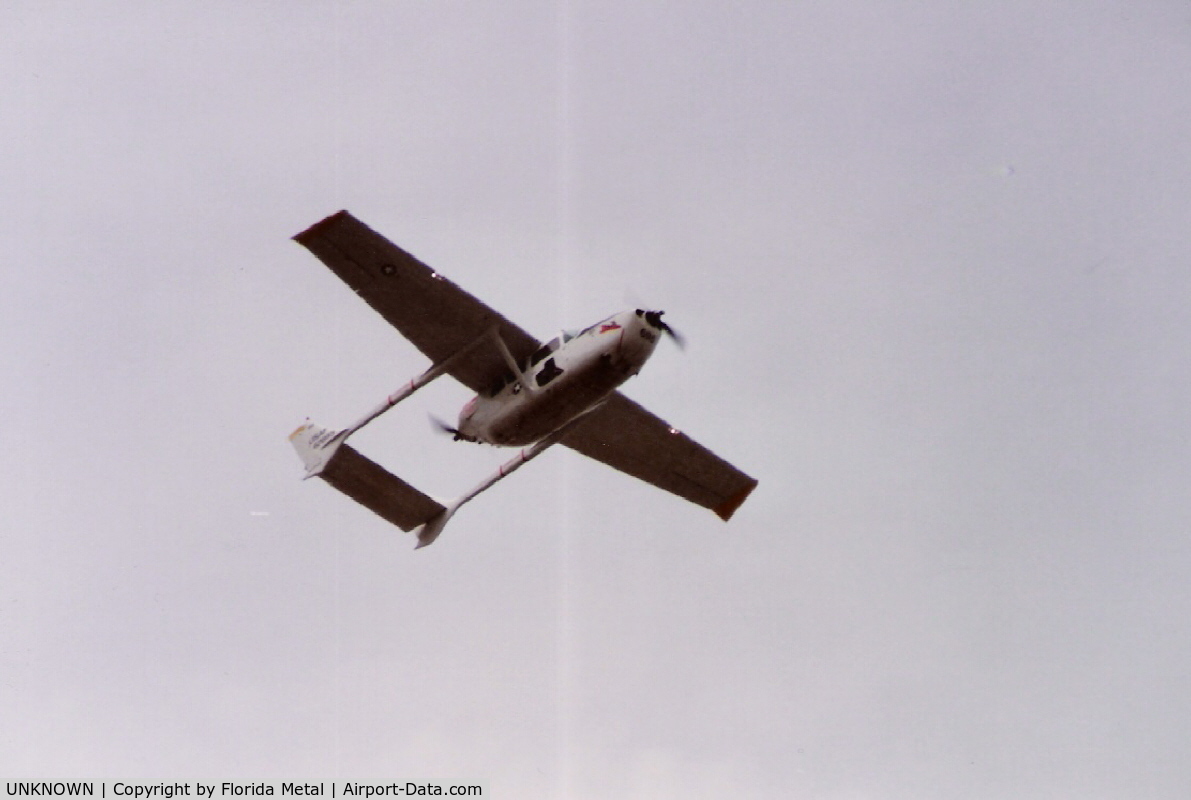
[
  {"x1": 429, "y1": 414, "x2": 472, "y2": 442},
  {"x1": 640, "y1": 309, "x2": 686, "y2": 350}
]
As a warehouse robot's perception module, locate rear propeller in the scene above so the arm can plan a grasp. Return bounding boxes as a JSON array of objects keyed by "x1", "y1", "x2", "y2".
[
  {"x1": 429, "y1": 414, "x2": 473, "y2": 442},
  {"x1": 640, "y1": 309, "x2": 686, "y2": 350}
]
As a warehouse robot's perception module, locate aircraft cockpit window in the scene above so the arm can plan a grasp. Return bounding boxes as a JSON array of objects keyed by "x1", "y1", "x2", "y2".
[
  {"x1": 535, "y1": 358, "x2": 563, "y2": 387},
  {"x1": 561, "y1": 329, "x2": 576, "y2": 342},
  {"x1": 530, "y1": 337, "x2": 563, "y2": 366}
]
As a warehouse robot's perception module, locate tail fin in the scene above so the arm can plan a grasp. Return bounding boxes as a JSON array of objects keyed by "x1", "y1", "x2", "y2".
[
  {"x1": 413, "y1": 501, "x2": 462, "y2": 549},
  {"x1": 289, "y1": 421, "x2": 345, "y2": 477}
]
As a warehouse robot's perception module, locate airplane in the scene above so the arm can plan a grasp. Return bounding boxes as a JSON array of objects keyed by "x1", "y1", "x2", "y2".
[{"x1": 288, "y1": 210, "x2": 757, "y2": 548}]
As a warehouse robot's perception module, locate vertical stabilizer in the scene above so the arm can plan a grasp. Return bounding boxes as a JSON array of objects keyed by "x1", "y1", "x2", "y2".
[{"x1": 289, "y1": 421, "x2": 345, "y2": 477}]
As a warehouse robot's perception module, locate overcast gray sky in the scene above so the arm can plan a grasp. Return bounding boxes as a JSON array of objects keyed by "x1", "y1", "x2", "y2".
[{"x1": 4, "y1": 2, "x2": 1191, "y2": 797}]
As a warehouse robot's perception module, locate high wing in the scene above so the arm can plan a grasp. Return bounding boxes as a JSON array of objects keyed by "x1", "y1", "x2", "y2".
[
  {"x1": 294, "y1": 210, "x2": 756, "y2": 523},
  {"x1": 293, "y1": 210, "x2": 540, "y2": 392},
  {"x1": 562, "y1": 393, "x2": 757, "y2": 520}
]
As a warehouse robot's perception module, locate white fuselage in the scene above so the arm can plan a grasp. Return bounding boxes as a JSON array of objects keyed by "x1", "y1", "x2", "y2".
[{"x1": 456, "y1": 309, "x2": 663, "y2": 446}]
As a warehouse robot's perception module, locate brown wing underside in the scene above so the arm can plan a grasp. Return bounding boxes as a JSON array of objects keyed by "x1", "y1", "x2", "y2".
[
  {"x1": 294, "y1": 210, "x2": 539, "y2": 393},
  {"x1": 563, "y1": 393, "x2": 757, "y2": 520}
]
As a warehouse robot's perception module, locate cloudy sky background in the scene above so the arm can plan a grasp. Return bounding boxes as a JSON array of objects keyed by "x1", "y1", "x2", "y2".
[{"x1": 4, "y1": 2, "x2": 1191, "y2": 797}]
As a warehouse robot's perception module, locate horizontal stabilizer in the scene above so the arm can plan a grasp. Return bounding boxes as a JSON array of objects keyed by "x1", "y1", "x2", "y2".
[{"x1": 305, "y1": 439, "x2": 445, "y2": 532}]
